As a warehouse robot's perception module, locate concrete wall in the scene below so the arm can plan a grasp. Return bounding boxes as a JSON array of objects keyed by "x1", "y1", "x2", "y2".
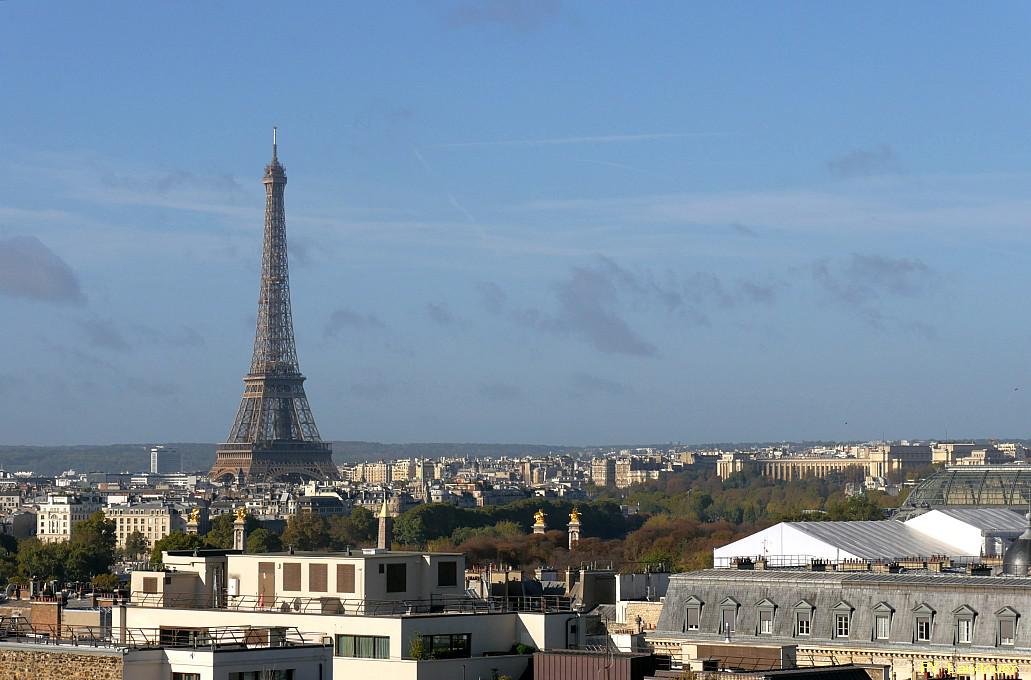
[
  {"x1": 163, "y1": 644, "x2": 331, "y2": 680},
  {"x1": 225, "y1": 552, "x2": 465, "y2": 608}
]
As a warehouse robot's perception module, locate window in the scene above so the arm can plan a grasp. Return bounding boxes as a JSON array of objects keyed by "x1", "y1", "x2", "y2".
[
  {"x1": 229, "y1": 673, "x2": 294, "y2": 680},
  {"x1": 386, "y1": 563, "x2": 407, "y2": 593},
  {"x1": 685, "y1": 596, "x2": 703, "y2": 632},
  {"x1": 1000, "y1": 618, "x2": 1016, "y2": 646},
  {"x1": 721, "y1": 608, "x2": 735, "y2": 634},
  {"x1": 759, "y1": 609, "x2": 773, "y2": 635},
  {"x1": 421, "y1": 633, "x2": 471, "y2": 659},
  {"x1": 719, "y1": 597, "x2": 738, "y2": 635},
  {"x1": 795, "y1": 612, "x2": 811, "y2": 636},
  {"x1": 437, "y1": 561, "x2": 458, "y2": 587},
  {"x1": 283, "y1": 562, "x2": 301, "y2": 591},
  {"x1": 309, "y1": 563, "x2": 328, "y2": 593},
  {"x1": 957, "y1": 618, "x2": 972, "y2": 644},
  {"x1": 336, "y1": 634, "x2": 390, "y2": 659},
  {"x1": 916, "y1": 616, "x2": 931, "y2": 641},
  {"x1": 835, "y1": 613, "x2": 850, "y2": 638},
  {"x1": 875, "y1": 615, "x2": 891, "y2": 640},
  {"x1": 996, "y1": 608, "x2": 1018, "y2": 647},
  {"x1": 172, "y1": 674, "x2": 200, "y2": 680},
  {"x1": 142, "y1": 577, "x2": 158, "y2": 594},
  {"x1": 337, "y1": 564, "x2": 355, "y2": 593}
]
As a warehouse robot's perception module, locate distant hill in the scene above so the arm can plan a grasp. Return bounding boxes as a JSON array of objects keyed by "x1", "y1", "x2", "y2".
[{"x1": 0, "y1": 441, "x2": 587, "y2": 476}]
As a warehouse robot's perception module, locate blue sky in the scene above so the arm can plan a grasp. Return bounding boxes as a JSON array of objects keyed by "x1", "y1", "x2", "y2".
[{"x1": 4, "y1": 2, "x2": 1031, "y2": 445}]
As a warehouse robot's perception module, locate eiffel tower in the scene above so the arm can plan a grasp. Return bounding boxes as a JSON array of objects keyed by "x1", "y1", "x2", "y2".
[{"x1": 209, "y1": 131, "x2": 339, "y2": 484}]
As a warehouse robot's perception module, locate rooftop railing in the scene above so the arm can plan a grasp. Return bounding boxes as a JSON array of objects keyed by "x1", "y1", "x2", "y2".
[
  {"x1": 0, "y1": 618, "x2": 326, "y2": 651},
  {"x1": 129, "y1": 591, "x2": 573, "y2": 615}
]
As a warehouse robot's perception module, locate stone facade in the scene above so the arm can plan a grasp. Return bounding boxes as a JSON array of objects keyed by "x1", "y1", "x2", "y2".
[{"x1": 0, "y1": 646, "x2": 124, "y2": 680}]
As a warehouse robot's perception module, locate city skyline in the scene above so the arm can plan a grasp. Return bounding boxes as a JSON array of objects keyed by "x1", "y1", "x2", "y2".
[{"x1": 5, "y1": 3, "x2": 1031, "y2": 445}]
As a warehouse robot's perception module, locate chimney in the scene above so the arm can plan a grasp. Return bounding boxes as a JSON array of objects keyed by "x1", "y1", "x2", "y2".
[{"x1": 377, "y1": 498, "x2": 393, "y2": 550}]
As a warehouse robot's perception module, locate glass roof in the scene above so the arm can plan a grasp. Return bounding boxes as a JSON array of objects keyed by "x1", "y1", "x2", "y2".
[{"x1": 903, "y1": 466, "x2": 1031, "y2": 513}]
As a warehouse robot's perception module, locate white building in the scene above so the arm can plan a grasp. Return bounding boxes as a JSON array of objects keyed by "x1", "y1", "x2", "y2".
[
  {"x1": 36, "y1": 493, "x2": 103, "y2": 543},
  {"x1": 121, "y1": 547, "x2": 584, "y2": 680}
]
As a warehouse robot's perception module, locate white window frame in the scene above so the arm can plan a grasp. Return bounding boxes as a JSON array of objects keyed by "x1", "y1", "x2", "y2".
[
  {"x1": 957, "y1": 617, "x2": 972, "y2": 644},
  {"x1": 835, "y1": 613, "x2": 850, "y2": 638},
  {"x1": 996, "y1": 607, "x2": 1018, "y2": 647},
  {"x1": 759, "y1": 609, "x2": 773, "y2": 635},
  {"x1": 916, "y1": 616, "x2": 932, "y2": 642},
  {"x1": 875, "y1": 614, "x2": 891, "y2": 640}
]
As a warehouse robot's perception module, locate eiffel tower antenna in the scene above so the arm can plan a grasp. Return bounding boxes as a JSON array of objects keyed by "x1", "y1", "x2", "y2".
[{"x1": 209, "y1": 133, "x2": 339, "y2": 484}]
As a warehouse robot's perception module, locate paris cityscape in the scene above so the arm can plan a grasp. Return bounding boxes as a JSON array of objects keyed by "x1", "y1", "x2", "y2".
[{"x1": 5, "y1": 3, "x2": 1031, "y2": 680}]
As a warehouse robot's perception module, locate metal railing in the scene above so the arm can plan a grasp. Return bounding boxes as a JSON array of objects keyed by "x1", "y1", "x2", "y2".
[
  {"x1": 0, "y1": 619, "x2": 326, "y2": 651},
  {"x1": 130, "y1": 591, "x2": 573, "y2": 615}
]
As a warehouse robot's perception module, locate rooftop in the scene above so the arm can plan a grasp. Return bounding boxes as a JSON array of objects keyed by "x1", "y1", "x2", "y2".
[{"x1": 673, "y1": 568, "x2": 1031, "y2": 589}]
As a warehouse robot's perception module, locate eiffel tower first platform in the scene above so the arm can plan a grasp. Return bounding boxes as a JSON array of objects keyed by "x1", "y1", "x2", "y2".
[{"x1": 209, "y1": 131, "x2": 340, "y2": 484}]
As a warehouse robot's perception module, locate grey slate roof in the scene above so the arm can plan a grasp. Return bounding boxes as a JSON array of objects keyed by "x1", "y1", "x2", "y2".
[{"x1": 658, "y1": 569, "x2": 1031, "y2": 651}]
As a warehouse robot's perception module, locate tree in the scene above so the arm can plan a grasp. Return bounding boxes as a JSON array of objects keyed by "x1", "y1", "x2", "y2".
[
  {"x1": 66, "y1": 511, "x2": 117, "y2": 581},
  {"x1": 151, "y1": 532, "x2": 206, "y2": 566},
  {"x1": 246, "y1": 528, "x2": 282, "y2": 554},
  {"x1": 91, "y1": 573, "x2": 120, "y2": 592},
  {"x1": 16, "y1": 539, "x2": 66, "y2": 582},
  {"x1": 124, "y1": 531, "x2": 150, "y2": 562},
  {"x1": 204, "y1": 513, "x2": 262, "y2": 549},
  {"x1": 327, "y1": 507, "x2": 379, "y2": 550},
  {"x1": 281, "y1": 513, "x2": 328, "y2": 551}
]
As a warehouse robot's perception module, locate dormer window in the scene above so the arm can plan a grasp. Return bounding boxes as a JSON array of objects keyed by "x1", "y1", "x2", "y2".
[
  {"x1": 684, "y1": 596, "x2": 703, "y2": 632},
  {"x1": 755, "y1": 599, "x2": 776, "y2": 635},
  {"x1": 832, "y1": 601, "x2": 854, "y2": 639},
  {"x1": 719, "y1": 597, "x2": 739, "y2": 635},
  {"x1": 953, "y1": 605, "x2": 976, "y2": 645},
  {"x1": 873, "y1": 602, "x2": 894, "y2": 640},
  {"x1": 793, "y1": 600, "x2": 814, "y2": 637},
  {"x1": 996, "y1": 607, "x2": 1018, "y2": 647},
  {"x1": 913, "y1": 603, "x2": 936, "y2": 643}
]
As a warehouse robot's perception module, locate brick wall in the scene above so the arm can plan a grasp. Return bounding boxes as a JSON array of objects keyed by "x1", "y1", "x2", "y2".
[{"x1": 0, "y1": 648, "x2": 123, "y2": 680}]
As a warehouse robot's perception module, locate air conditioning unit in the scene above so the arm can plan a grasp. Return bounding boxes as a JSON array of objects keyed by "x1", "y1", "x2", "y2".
[{"x1": 227, "y1": 578, "x2": 240, "y2": 597}]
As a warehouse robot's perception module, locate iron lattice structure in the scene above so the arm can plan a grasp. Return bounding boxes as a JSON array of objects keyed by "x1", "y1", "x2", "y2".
[{"x1": 210, "y1": 134, "x2": 339, "y2": 483}]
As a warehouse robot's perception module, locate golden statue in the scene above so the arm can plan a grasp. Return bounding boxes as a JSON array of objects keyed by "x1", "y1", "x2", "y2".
[
  {"x1": 569, "y1": 507, "x2": 581, "y2": 524},
  {"x1": 533, "y1": 508, "x2": 546, "y2": 526},
  {"x1": 235, "y1": 506, "x2": 247, "y2": 522},
  {"x1": 188, "y1": 507, "x2": 201, "y2": 524}
]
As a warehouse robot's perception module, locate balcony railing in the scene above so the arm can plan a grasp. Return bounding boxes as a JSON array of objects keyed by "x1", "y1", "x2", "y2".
[
  {"x1": 130, "y1": 592, "x2": 573, "y2": 615},
  {"x1": 0, "y1": 618, "x2": 326, "y2": 651}
]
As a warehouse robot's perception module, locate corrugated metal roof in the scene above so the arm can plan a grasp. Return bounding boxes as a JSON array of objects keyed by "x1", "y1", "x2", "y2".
[
  {"x1": 785, "y1": 520, "x2": 963, "y2": 560},
  {"x1": 917, "y1": 506, "x2": 1028, "y2": 531}
]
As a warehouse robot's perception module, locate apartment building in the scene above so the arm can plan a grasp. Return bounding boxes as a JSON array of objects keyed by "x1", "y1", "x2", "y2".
[
  {"x1": 105, "y1": 502, "x2": 187, "y2": 549},
  {"x1": 122, "y1": 547, "x2": 584, "y2": 680},
  {"x1": 35, "y1": 493, "x2": 103, "y2": 543}
]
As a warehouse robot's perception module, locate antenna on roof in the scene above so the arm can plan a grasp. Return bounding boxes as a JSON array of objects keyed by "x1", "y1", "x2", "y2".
[{"x1": 272, "y1": 126, "x2": 278, "y2": 161}]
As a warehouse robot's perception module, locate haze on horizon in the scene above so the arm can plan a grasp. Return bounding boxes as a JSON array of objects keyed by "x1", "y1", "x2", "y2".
[{"x1": 3, "y1": 2, "x2": 1031, "y2": 447}]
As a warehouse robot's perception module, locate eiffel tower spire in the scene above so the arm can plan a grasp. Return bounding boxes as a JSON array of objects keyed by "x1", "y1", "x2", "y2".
[{"x1": 210, "y1": 132, "x2": 339, "y2": 484}]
